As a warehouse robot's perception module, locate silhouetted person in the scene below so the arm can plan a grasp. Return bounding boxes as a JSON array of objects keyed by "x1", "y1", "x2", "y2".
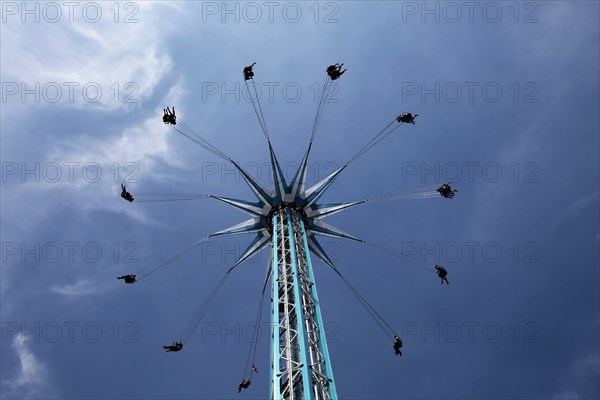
[
  {"x1": 117, "y1": 274, "x2": 136, "y2": 284},
  {"x1": 393, "y1": 336, "x2": 403, "y2": 356},
  {"x1": 163, "y1": 107, "x2": 176, "y2": 125},
  {"x1": 237, "y1": 379, "x2": 251, "y2": 393},
  {"x1": 397, "y1": 112, "x2": 418, "y2": 124},
  {"x1": 163, "y1": 341, "x2": 183, "y2": 352},
  {"x1": 435, "y1": 265, "x2": 449, "y2": 285},
  {"x1": 326, "y1": 63, "x2": 346, "y2": 80},
  {"x1": 437, "y1": 183, "x2": 457, "y2": 199},
  {"x1": 243, "y1": 62, "x2": 256, "y2": 80},
  {"x1": 120, "y1": 183, "x2": 134, "y2": 202}
]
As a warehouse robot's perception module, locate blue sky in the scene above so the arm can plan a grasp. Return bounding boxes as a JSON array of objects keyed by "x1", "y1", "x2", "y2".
[{"x1": 1, "y1": 1, "x2": 599, "y2": 399}]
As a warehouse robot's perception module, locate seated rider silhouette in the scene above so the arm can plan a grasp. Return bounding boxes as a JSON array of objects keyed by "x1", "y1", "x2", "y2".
[
  {"x1": 117, "y1": 274, "x2": 136, "y2": 284},
  {"x1": 435, "y1": 265, "x2": 449, "y2": 285},
  {"x1": 120, "y1": 183, "x2": 134, "y2": 202},
  {"x1": 393, "y1": 336, "x2": 403, "y2": 356},
  {"x1": 237, "y1": 379, "x2": 251, "y2": 393},
  {"x1": 243, "y1": 63, "x2": 256, "y2": 81},
  {"x1": 163, "y1": 341, "x2": 183, "y2": 352},
  {"x1": 326, "y1": 63, "x2": 347, "y2": 80},
  {"x1": 396, "y1": 112, "x2": 418, "y2": 124},
  {"x1": 436, "y1": 183, "x2": 457, "y2": 199},
  {"x1": 163, "y1": 107, "x2": 176, "y2": 125}
]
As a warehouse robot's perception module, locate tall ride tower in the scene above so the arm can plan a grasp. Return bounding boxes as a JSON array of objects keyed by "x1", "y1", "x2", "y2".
[
  {"x1": 270, "y1": 205, "x2": 336, "y2": 399},
  {"x1": 207, "y1": 143, "x2": 364, "y2": 399}
]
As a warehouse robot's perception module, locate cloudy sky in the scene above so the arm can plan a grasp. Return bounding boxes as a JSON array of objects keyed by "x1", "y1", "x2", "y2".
[{"x1": 1, "y1": 1, "x2": 599, "y2": 399}]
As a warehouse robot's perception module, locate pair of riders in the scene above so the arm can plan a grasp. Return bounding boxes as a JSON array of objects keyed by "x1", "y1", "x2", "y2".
[
  {"x1": 437, "y1": 183, "x2": 457, "y2": 199},
  {"x1": 163, "y1": 341, "x2": 183, "y2": 352},
  {"x1": 326, "y1": 63, "x2": 347, "y2": 80},
  {"x1": 243, "y1": 63, "x2": 256, "y2": 81},
  {"x1": 237, "y1": 379, "x2": 251, "y2": 393},
  {"x1": 117, "y1": 274, "x2": 136, "y2": 284},
  {"x1": 163, "y1": 107, "x2": 176, "y2": 125},
  {"x1": 397, "y1": 112, "x2": 418, "y2": 124},
  {"x1": 120, "y1": 184, "x2": 134, "y2": 202}
]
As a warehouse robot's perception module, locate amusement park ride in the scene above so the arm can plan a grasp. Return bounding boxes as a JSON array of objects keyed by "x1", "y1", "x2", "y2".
[{"x1": 117, "y1": 63, "x2": 455, "y2": 399}]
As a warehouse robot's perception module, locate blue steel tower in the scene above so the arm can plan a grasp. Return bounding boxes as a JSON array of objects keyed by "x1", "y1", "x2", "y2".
[{"x1": 208, "y1": 142, "x2": 363, "y2": 399}]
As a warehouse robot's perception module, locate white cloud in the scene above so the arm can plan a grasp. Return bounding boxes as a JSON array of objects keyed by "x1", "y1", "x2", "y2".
[
  {"x1": 548, "y1": 191, "x2": 600, "y2": 230},
  {"x1": 552, "y1": 353, "x2": 600, "y2": 400},
  {"x1": 50, "y1": 278, "x2": 97, "y2": 297},
  {"x1": 2, "y1": 337, "x2": 48, "y2": 398},
  {"x1": 37, "y1": 82, "x2": 187, "y2": 224},
  {"x1": 1, "y1": 2, "x2": 175, "y2": 113}
]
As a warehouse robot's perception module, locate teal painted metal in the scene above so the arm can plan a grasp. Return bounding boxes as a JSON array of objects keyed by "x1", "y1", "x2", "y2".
[
  {"x1": 270, "y1": 207, "x2": 337, "y2": 400},
  {"x1": 271, "y1": 208, "x2": 309, "y2": 399},
  {"x1": 286, "y1": 208, "x2": 313, "y2": 400},
  {"x1": 299, "y1": 219, "x2": 338, "y2": 399},
  {"x1": 270, "y1": 214, "x2": 281, "y2": 400}
]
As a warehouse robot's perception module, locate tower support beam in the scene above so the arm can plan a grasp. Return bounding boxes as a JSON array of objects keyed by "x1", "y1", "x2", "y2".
[{"x1": 270, "y1": 206, "x2": 337, "y2": 400}]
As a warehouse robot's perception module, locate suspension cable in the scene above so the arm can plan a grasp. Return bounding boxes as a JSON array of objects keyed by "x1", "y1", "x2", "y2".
[
  {"x1": 175, "y1": 252, "x2": 267, "y2": 346},
  {"x1": 165, "y1": 113, "x2": 274, "y2": 197},
  {"x1": 310, "y1": 72, "x2": 332, "y2": 144},
  {"x1": 178, "y1": 272, "x2": 231, "y2": 343},
  {"x1": 329, "y1": 265, "x2": 398, "y2": 340},
  {"x1": 364, "y1": 186, "x2": 441, "y2": 203},
  {"x1": 245, "y1": 79, "x2": 270, "y2": 142},
  {"x1": 136, "y1": 236, "x2": 210, "y2": 280},
  {"x1": 242, "y1": 252, "x2": 272, "y2": 381},
  {"x1": 346, "y1": 119, "x2": 402, "y2": 166},
  {"x1": 172, "y1": 120, "x2": 231, "y2": 161},
  {"x1": 132, "y1": 193, "x2": 210, "y2": 203},
  {"x1": 362, "y1": 241, "x2": 437, "y2": 273}
]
